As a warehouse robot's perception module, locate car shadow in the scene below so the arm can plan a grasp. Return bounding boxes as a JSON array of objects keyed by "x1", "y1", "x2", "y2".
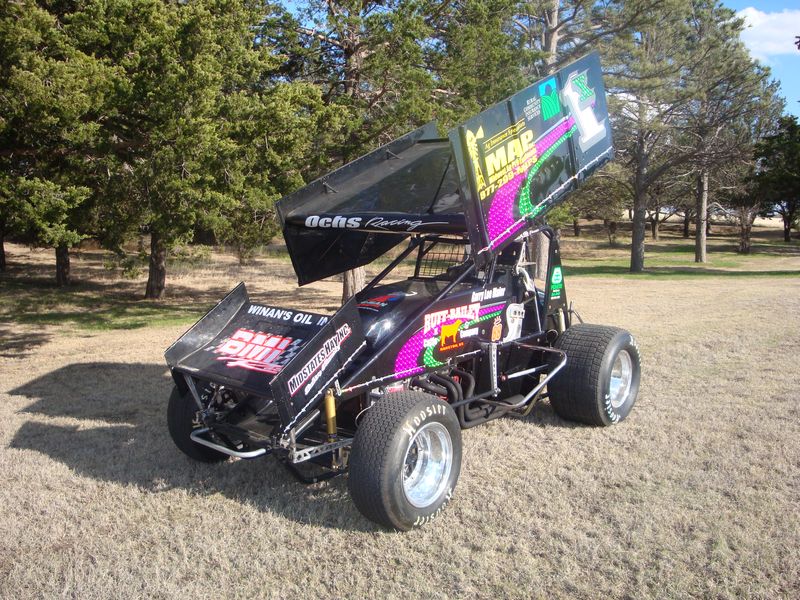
[{"x1": 8, "y1": 362, "x2": 377, "y2": 532}]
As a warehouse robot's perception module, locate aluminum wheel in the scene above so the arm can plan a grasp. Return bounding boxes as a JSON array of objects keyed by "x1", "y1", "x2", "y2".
[
  {"x1": 402, "y1": 422, "x2": 453, "y2": 508},
  {"x1": 609, "y1": 349, "x2": 633, "y2": 409}
]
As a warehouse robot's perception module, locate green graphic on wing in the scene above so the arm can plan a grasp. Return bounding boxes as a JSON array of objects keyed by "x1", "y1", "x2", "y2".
[{"x1": 541, "y1": 91, "x2": 561, "y2": 121}]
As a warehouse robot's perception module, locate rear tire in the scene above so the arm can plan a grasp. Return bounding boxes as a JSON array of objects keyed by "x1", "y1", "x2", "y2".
[
  {"x1": 548, "y1": 324, "x2": 641, "y2": 426},
  {"x1": 348, "y1": 391, "x2": 461, "y2": 530},
  {"x1": 167, "y1": 386, "x2": 227, "y2": 462}
]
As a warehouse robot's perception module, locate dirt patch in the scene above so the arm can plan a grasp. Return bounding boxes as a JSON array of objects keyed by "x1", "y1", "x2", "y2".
[{"x1": 2, "y1": 266, "x2": 799, "y2": 598}]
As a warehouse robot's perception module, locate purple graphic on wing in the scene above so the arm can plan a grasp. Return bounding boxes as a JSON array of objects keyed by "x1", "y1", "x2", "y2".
[
  {"x1": 486, "y1": 173, "x2": 527, "y2": 247},
  {"x1": 485, "y1": 116, "x2": 576, "y2": 249}
]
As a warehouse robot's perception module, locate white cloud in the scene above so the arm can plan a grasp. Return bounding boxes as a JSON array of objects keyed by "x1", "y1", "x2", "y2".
[{"x1": 737, "y1": 7, "x2": 800, "y2": 62}]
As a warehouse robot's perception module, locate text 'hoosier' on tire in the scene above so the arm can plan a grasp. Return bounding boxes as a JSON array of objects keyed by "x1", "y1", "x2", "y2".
[
  {"x1": 548, "y1": 324, "x2": 641, "y2": 426},
  {"x1": 348, "y1": 391, "x2": 462, "y2": 531},
  {"x1": 167, "y1": 386, "x2": 228, "y2": 463}
]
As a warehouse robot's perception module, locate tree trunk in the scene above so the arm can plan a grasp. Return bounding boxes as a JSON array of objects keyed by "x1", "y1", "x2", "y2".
[
  {"x1": 55, "y1": 244, "x2": 71, "y2": 286},
  {"x1": 145, "y1": 231, "x2": 167, "y2": 299},
  {"x1": 630, "y1": 194, "x2": 647, "y2": 272},
  {"x1": 604, "y1": 219, "x2": 618, "y2": 246},
  {"x1": 650, "y1": 217, "x2": 659, "y2": 241},
  {"x1": 0, "y1": 230, "x2": 5, "y2": 271},
  {"x1": 784, "y1": 215, "x2": 792, "y2": 242},
  {"x1": 543, "y1": 0, "x2": 561, "y2": 69},
  {"x1": 695, "y1": 170, "x2": 708, "y2": 263},
  {"x1": 572, "y1": 218, "x2": 581, "y2": 237},
  {"x1": 738, "y1": 214, "x2": 752, "y2": 254},
  {"x1": 342, "y1": 267, "x2": 365, "y2": 304},
  {"x1": 683, "y1": 212, "x2": 691, "y2": 238}
]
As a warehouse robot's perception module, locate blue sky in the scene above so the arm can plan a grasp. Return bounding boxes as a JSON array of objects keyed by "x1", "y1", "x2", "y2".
[{"x1": 724, "y1": 1, "x2": 800, "y2": 117}]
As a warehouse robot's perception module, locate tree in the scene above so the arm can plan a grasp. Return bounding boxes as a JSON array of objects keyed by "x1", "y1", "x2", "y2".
[
  {"x1": 604, "y1": 0, "x2": 775, "y2": 271},
  {"x1": 0, "y1": 177, "x2": 87, "y2": 283},
  {"x1": 74, "y1": 0, "x2": 321, "y2": 298},
  {"x1": 0, "y1": 0, "x2": 113, "y2": 283},
  {"x1": 677, "y1": 1, "x2": 772, "y2": 263},
  {"x1": 754, "y1": 116, "x2": 800, "y2": 242},
  {"x1": 603, "y1": 0, "x2": 699, "y2": 272},
  {"x1": 213, "y1": 82, "x2": 338, "y2": 264},
  {"x1": 568, "y1": 162, "x2": 630, "y2": 245}
]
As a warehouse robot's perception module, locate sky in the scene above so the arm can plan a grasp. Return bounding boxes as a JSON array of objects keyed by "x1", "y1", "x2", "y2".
[{"x1": 724, "y1": 1, "x2": 800, "y2": 117}]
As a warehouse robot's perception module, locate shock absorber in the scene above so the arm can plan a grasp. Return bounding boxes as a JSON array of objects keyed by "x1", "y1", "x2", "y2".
[{"x1": 324, "y1": 388, "x2": 338, "y2": 442}]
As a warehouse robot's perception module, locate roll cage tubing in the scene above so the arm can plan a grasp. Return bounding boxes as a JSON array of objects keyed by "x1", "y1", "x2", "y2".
[{"x1": 359, "y1": 225, "x2": 562, "y2": 335}]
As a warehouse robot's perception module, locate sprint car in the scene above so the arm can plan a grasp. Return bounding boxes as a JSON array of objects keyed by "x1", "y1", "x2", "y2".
[{"x1": 165, "y1": 52, "x2": 641, "y2": 530}]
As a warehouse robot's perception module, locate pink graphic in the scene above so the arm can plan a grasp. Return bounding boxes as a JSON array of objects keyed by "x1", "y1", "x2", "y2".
[
  {"x1": 485, "y1": 116, "x2": 576, "y2": 248},
  {"x1": 215, "y1": 328, "x2": 294, "y2": 374},
  {"x1": 393, "y1": 303, "x2": 505, "y2": 377}
]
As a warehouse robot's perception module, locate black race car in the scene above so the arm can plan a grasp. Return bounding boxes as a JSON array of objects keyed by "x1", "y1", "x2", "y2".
[{"x1": 164, "y1": 52, "x2": 641, "y2": 530}]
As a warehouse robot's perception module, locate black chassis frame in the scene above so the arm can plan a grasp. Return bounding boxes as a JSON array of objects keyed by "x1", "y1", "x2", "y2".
[{"x1": 169, "y1": 226, "x2": 573, "y2": 481}]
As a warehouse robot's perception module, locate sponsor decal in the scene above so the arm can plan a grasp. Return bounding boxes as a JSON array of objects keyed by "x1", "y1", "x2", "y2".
[
  {"x1": 424, "y1": 302, "x2": 480, "y2": 334},
  {"x1": 563, "y1": 70, "x2": 607, "y2": 151},
  {"x1": 539, "y1": 77, "x2": 561, "y2": 121},
  {"x1": 466, "y1": 126, "x2": 487, "y2": 191},
  {"x1": 550, "y1": 266, "x2": 564, "y2": 299},
  {"x1": 439, "y1": 319, "x2": 464, "y2": 351},
  {"x1": 287, "y1": 323, "x2": 352, "y2": 396},
  {"x1": 394, "y1": 302, "x2": 507, "y2": 377},
  {"x1": 215, "y1": 328, "x2": 303, "y2": 375},
  {"x1": 357, "y1": 292, "x2": 411, "y2": 312},
  {"x1": 364, "y1": 217, "x2": 448, "y2": 232},
  {"x1": 490, "y1": 316, "x2": 503, "y2": 342},
  {"x1": 303, "y1": 215, "x2": 449, "y2": 233},
  {"x1": 247, "y1": 304, "x2": 328, "y2": 326},
  {"x1": 471, "y1": 286, "x2": 506, "y2": 302},
  {"x1": 304, "y1": 215, "x2": 361, "y2": 229}
]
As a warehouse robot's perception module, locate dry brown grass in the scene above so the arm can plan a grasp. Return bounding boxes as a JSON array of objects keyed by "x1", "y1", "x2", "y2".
[{"x1": 1, "y1": 240, "x2": 799, "y2": 599}]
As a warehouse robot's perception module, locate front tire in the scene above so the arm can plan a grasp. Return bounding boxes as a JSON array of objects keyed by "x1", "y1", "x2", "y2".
[
  {"x1": 548, "y1": 324, "x2": 641, "y2": 426},
  {"x1": 348, "y1": 391, "x2": 462, "y2": 530},
  {"x1": 167, "y1": 386, "x2": 227, "y2": 462}
]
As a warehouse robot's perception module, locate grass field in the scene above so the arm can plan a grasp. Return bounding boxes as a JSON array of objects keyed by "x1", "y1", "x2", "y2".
[{"x1": 1, "y1": 225, "x2": 799, "y2": 598}]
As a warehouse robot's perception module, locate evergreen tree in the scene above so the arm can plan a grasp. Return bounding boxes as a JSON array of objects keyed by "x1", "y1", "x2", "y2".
[
  {"x1": 68, "y1": 0, "x2": 328, "y2": 298},
  {"x1": 0, "y1": 0, "x2": 114, "y2": 282}
]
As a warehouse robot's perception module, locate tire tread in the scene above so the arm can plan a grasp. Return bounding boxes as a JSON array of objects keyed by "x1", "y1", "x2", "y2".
[{"x1": 548, "y1": 324, "x2": 624, "y2": 426}]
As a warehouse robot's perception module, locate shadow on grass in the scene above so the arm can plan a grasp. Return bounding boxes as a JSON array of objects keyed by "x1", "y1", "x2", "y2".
[
  {"x1": 9, "y1": 362, "x2": 377, "y2": 532},
  {"x1": 9, "y1": 361, "x2": 578, "y2": 530},
  {"x1": 0, "y1": 326, "x2": 52, "y2": 358}
]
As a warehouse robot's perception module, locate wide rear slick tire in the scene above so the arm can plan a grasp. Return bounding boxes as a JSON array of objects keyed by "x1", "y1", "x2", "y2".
[
  {"x1": 548, "y1": 324, "x2": 641, "y2": 426},
  {"x1": 167, "y1": 386, "x2": 227, "y2": 463},
  {"x1": 348, "y1": 391, "x2": 462, "y2": 531}
]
